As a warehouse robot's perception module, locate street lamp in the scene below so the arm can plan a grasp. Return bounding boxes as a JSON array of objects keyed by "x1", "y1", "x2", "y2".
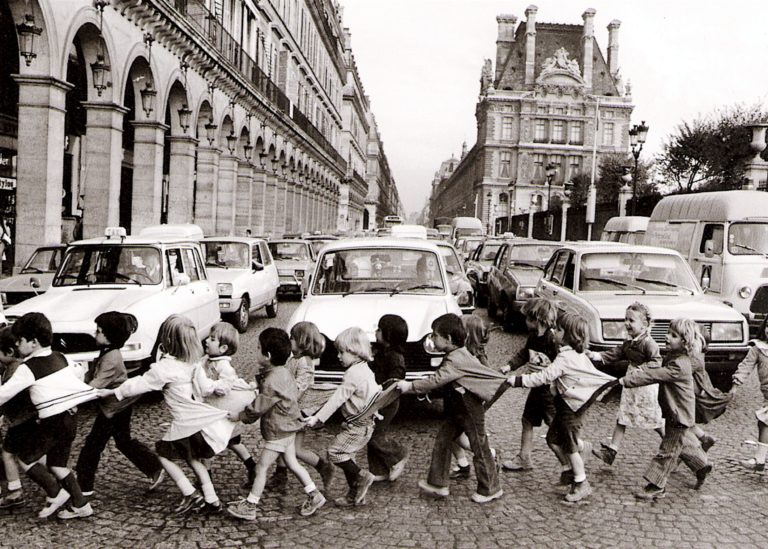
[
  {"x1": 628, "y1": 120, "x2": 649, "y2": 216},
  {"x1": 545, "y1": 163, "x2": 557, "y2": 209},
  {"x1": 16, "y1": 13, "x2": 42, "y2": 66}
]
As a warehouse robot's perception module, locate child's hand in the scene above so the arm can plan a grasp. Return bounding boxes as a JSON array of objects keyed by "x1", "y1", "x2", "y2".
[
  {"x1": 729, "y1": 384, "x2": 739, "y2": 396},
  {"x1": 500, "y1": 364, "x2": 511, "y2": 374},
  {"x1": 302, "y1": 416, "x2": 320, "y2": 428},
  {"x1": 227, "y1": 410, "x2": 241, "y2": 422},
  {"x1": 394, "y1": 380, "x2": 412, "y2": 394},
  {"x1": 585, "y1": 350, "x2": 598, "y2": 361},
  {"x1": 97, "y1": 388, "x2": 115, "y2": 398}
]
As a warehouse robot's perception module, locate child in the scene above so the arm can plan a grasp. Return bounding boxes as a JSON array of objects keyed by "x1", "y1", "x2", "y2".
[
  {"x1": 731, "y1": 316, "x2": 768, "y2": 470},
  {"x1": 367, "y1": 315, "x2": 409, "y2": 482},
  {"x1": 619, "y1": 318, "x2": 712, "y2": 499},
  {"x1": 303, "y1": 327, "x2": 381, "y2": 507},
  {"x1": 228, "y1": 328, "x2": 325, "y2": 520},
  {"x1": 101, "y1": 315, "x2": 233, "y2": 515},
  {"x1": 689, "y1": 324, "x2": 730, "y2": 451},
  {"x1": 0, "y1": 326, "x2": 32, "y2": 509},
  {"x1": 265, "y1": 321, "x2": 335, "y2": 492},
  {"x1": 506, "y1": 311, "x2": 615, "y2": 502},
  {"x1": 396, "y1": 314, "x2": 505, "y2": 504},
  {"x1": 587, "y1": 302, "x2": 663, "y2": 466},
  {"x1": 75, "y1": 312, "x2": 164, "y2": 496},
  {"x1": 195, "y1": 322, "x2": 257, "y2": 489},
  {"x1": 0, "y1": 312, "x2": 99, "y2": 519},
  {"x1": 500, "y1": 297, "x2": 559, "y2": 472}
]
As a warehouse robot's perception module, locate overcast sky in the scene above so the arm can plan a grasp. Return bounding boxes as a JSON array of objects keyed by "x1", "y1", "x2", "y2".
[{"x1": 340, "y1": 0, "x2": 768, "y2": 217}]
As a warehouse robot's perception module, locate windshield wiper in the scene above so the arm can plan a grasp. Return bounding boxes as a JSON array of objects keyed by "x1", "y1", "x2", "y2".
[
  {"x1": 510, "y1": 261, "x2": 543, "y2": 270},
  {"x1": 404, "y1": 284, "x2": 444, "y2": 292},
  {"x1": 581, "y1": 277, "x2": 645, "y2": 294},
  {"x1": 635, "y1": 277, "x2": 694, "y2": 295},
  {"x1": 732, "y1": 243, "x2": 768, "y2": 257},
  {"x1": 114, "y1": 273, "x2": 142, "y2": 286}
]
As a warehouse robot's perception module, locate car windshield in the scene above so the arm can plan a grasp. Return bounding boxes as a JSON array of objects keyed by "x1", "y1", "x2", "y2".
[
  {"x1": 578, "y1": 252, "x2": 698, "y2": 293},
  {"x1": 269, "y1": 242, "x2": 310, "y2": 261},
  {"x1": 311, "y1": 248, "x2": 445, "y2": 295},
  {"x1": 728, "y1": 223, "x2": 768, "y2": 255},
  {"x1": 204, "y1": 242, "x2": 250, "y2": 269},
  {"x1": 22, "y1": 248, "x2": 62, "y2": 273},
  {"x1": 479, "y1": 243, "x2": 502, "y2": 261},
  {"x1": 54, "y1": 246, "x2": 163, "y2": 286},
  {"x1": 438, "y1": 245, "x2": 463, "y2": 274},
  {"x1": 463, "y1": 240, "x2": 482, "y2": 254},
  {"x1": 509, "y1": 244, "x2": 559, "y2": 267}
]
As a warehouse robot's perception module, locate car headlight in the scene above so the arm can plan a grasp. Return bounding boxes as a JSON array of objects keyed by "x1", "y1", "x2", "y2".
[
  {"x1": 516, "y1": 287, "x2": 535, "y2": 300},
  {"x1": 295, "y1": 270, "x2": 305, "y2": 278},
  {"x1": 602, "y1": 320, "x2": 627, "y2": 341},
  {"x1": 739, "y1": 286, "x2": 752, "y2": 299},
  {"x1": 216, "y1": 283, "x2": 233, "y2": 297},
  {"x1": 423, "y1": 334, "x2": 440, "y2": 355},
  {"x1": 710, "y1": 322, "x2": 743, "y2": 342}
]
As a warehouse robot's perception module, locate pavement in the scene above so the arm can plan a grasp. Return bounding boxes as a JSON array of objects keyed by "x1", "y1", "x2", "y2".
[{"x1": 1, "y1": 304, "x2": 768, "y2": 548}]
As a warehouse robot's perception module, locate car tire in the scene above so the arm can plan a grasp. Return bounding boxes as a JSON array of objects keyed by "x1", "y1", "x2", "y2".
[
  {"x1": 233, "y1": 297, "x2": 250, "y2": 333},
  {"x1": 487, "y1": 295, "x2": 497, "y2": 318},
  {"x1": 265, "y1": 297, "x2": 279, "y2": 318}
]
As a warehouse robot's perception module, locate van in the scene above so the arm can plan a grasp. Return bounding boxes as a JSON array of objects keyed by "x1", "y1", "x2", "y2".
[
  {"x1": 600, "y1": 216, "x2": 649, "y2": 245},
  {"x1": 644, "y1": 190, "x2": 768, "y2": 336},
  {"x1": 450, "y1": 217, "x2": 484, "y2": 243}
]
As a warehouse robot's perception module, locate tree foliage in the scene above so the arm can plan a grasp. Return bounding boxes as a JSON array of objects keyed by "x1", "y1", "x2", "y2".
[
  {"x1": 656, "y1": 103, "x2": 768, "y2": 193},
  {"x1": 566, "y1": 153, "x2": 655, "y2": 207}
]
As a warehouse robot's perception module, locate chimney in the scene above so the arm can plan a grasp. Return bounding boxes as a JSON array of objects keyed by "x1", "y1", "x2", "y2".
[
  {"x1": 581, "y1": 8, "x2": 596, "y2": 89},
  {"x1": 461, "y1": 141, "x2": 468, "y2": 159},
  {"x1": 495, "y1": 14, "x2": 517, "y2": 81},
  {"x1": 524, "y1": 5, "x2": 538, "y2": 86},
  {"x1": 607, "y1": 19, "x2": 621, "y2": 77},
  {"x1": 343, "y1": 28, "x2": 351, "y2": 51}
]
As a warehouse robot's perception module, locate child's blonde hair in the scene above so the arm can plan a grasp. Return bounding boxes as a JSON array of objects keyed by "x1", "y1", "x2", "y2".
[
  {"x1": 335, "y1": 327, "x2": 373, "y2": 362},
  {"x1": 626, "y1": 302, "x2": 652, "y2": 326},
  {"x1": 159, "y1": 315, "x2": 203, "y2": 364},
  {"x1": 291, "y1": 321, "x2": 325, "y2": 359},
  {"x1": 462, "y1": 315, "x2": 488, "y2": 359},
  {"x1": 522, "y1": 297, "x2": 558, "y2": 329},
  {"x1": 210, "y1": 321, "x2": 239, "y2": 356},
  {"x1": 668, "y1": 318, "x2": 698, "y2": 356},
  {"x1": 557, "y1": 311, "x2": 589, "y2": 353}
]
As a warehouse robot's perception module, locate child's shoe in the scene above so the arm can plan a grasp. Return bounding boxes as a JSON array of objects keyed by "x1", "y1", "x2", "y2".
[
  {"x1": 57, "y1": 502, "x2": 93, "y2": 520},
  {"x1": 0, "y1": 490, "x2": 24, "y2": 509},
  {"x1": 316, "y1": 459, "x2": 335, "y2": 492},
  {"x1": 449, "y1": 464, "x2": 471, "y2": 479},
  {"x1": 695, "y1": 464, "x2": 712, "y2": 490},
  {"x1": 556, "y1": 469, "x2": 574, "y2": 486},
  {"x1": 471, "y1": 488, "x2": 503, "y2": 503},
  {"x1": 564, "y1": 480, "x2": 591, "y2": 503},
  {"x1": 38, "y1": 489, "x2": 70, "y2": 519},
  {"x1": 299, "y1": 491, "x2": 326, "y2": 516},
  {"x1": 354, "y1": 471, "x2": 375, "y2": 505},
  {"x1": 502, "y1": 455, "x2": 533, "y2": 471},
  {"x1": 635, "y1": 483, "x2": 665, "y2": 500},
  {"x1": 417, "y1": 480, "x2": 449, "y2": 498},
  {"x1": 149, "y1": 469, "x2": 165, "y2": 492},
  {"x1": 739, "y1": 458, "x2": 765, "y2": 472},
  {"x1": 700, "y1": 435, "x2": 716, "y2": 453},
  {"x1": 173, "y1": 491, "x2": 204, "y2": 514},
  {"x1": 198, "y1": 500, "x2": 222, "y2": 515},
  {"x1": 227, "y1": 498, "x2": 258, "y2": 521},
  {"x1": 388, "y1": 456, "x2": 408, "y2": 481},
  {"x1": 264, "y1": 466, "x2": 288, "y2": 492},
  {"x1": 334, "y1": 485, "x2": 357, "y2": 507},
  {"x1": 592, "y1": 443, "x2": 617, "y2": 466}
]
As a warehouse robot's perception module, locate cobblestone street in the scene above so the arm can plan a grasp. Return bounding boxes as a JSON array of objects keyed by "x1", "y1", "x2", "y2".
[{"x1": 1, "y1": 303, "x2": 767, "y2": 548}]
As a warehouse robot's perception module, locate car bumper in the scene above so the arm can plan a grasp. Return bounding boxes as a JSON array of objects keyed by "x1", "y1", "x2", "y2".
[{"x1": 218, "y1": 297, "x2": 240, "y2": 311}]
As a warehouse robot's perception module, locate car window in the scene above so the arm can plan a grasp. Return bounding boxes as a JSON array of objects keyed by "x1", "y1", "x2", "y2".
[
  {"x1": 496, "y1": 245, "x2": 508, "y2": 269},
  {"x1": 251, "y1": 244, "x2": 262, "y2": 265},
  {"x1": 269, "y1": 242, "x2": 310, "y2": 261},
  {"x1": 260, "y1": 242, "x2": 272, "y2": 265},
  {"x1": 699, "y1": 224, "x2": 724, "y2": 254},
  {"x1": 204, "y1": 242, "x2": 250, "y2": 269},
  {"x1": 508, "y1": 244, "x2": 559, "y2": 269},
  {"x1": 166, "y1": 249, "x2": 184, "y2": 286},
  {"x1": 23, "y1": 248, "x2": 60, "y2": 273},
  {"x1": 54, "y1": 245, "x2": 162, "y2": 286},
  {"x1": 728, "y1": 222, "x2": 768, "y2": 255},
  {"x1": 182, "y1": 248, "x2": 201, "y2": 281},
  {"x1": 193, "y1": 247, "x2": 207, "y2": 280},
  {"x1": 550, "y1": 252, "x2": 570, "y2": 286},
  {"x1": 438, "y1": 246, "x2": 463, "y2": 274},
  {"x1": 481, "y1": 243, "x2": 502, "y2": 262}
]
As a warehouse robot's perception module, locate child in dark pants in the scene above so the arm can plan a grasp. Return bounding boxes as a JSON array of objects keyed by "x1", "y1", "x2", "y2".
[{"x1": 75, "y1": 312, "x2": 164, "y2": 496}]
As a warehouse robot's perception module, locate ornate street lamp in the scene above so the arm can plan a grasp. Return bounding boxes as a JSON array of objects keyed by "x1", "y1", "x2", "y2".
[
  {"x1": 16, "y1": 14, "x2": 43, "y2": 66},
  {"x1": 545, "y1": 162, "x2": 557, "y2": 209},
  {"x1": 226, "y1": 131, "x2": 237, "y2": 155},
  {"x1": 204, "y1": 118, "x2": 218, "y2": 145},
  {"x1": 243, "y1": 140, "x2": 253, "y2": 162},
  {"x1": 139, "y1": 83, "x2": 156, "y2": 117},
  {"x1": 628, "y1": 121, "x2": 649, "y2": 215},
  {"x1": 90, "y1": 54, "x2": 111, "y2": 96},
  {"x1": 177, "y1": 104, "x2": 192, "y2": 133},
  {"x1": 259, "y1": 150, "x2": 268, "y2": 169}
]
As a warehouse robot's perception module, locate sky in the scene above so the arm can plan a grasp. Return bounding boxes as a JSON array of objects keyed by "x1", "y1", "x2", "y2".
[{"x1": 340, "y1": 0, "x2": 768, "y2": 217}]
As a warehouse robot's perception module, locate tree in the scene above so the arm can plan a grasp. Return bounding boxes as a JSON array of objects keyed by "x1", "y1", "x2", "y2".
[
  {"x1": 566, "y1": 154, "x2": 654, "y2": 207},
  {"x1": 657, "y1": 103, "x2": 768, "y2": 193}
]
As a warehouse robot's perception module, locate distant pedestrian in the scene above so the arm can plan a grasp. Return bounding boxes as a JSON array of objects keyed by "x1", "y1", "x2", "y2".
[
  {"x1": 621, "y1": 318, "x2": 712, "y2": 500},
  {"x1": 730, "y1": 316, "x2": 768, "y2": 471},
  {"x1": 587, "y1": 302, "x2": 664, "y2": 466},
  {"x1": 506, "y1": 311, "x2": 615, "y2": 503}
]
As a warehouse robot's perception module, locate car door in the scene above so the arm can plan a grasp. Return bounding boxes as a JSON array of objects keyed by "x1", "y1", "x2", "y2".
[
  {"x1": 260, "y1": 241, "x2": 280, "y2": 299},
  {"x1": 184, "y1": 245, "x2": 219, "y2": 336},
  {"x1": 248, "y1": 242, "x2": 270, "y2": 309},
  {"x1": 488, "y1": 243, "x2": 508, "y2": 304},
  {"x1": 164, "y1": 247, "x2": 199, "y2": 326},
  {"x1": 537, "y1": 249, "x2": 571, "y2": 309}
]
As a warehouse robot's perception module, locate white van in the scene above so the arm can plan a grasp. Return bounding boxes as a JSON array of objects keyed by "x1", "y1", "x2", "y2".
[
  {"x1": 644, "y1": 190, "x2": 768, "y2": 336},
  {"x1": 600, "y1": 216, "x2": 649, "y2": 245},
  {"x1": 451, "y1": 217, "x2": 484, "y2": 243}
]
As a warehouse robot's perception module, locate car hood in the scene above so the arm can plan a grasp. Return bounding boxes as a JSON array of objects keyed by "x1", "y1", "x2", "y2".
[
  {"x1": 0, "y1": 273, "x2": 55, "y2": 292},
  {"x1": 206, "y1": 268, "x2": 250, "y2": 284},
  {"x1": 5, "y1": 286, "x2": 157, "y2": 323},
  {"x1": 289, "y1": 294, "x2": 458, "y2": 341},
  {"x1": 583, "y1": 292, "x2": 747, "y2": 322},
  {"x1": 510, "y1": 268, "x2": 546, "y2": 287}
]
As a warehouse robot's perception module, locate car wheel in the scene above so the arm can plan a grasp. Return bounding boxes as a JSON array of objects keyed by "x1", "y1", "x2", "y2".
[
  {"x1": 265, "y1": 297, "x2": 279, "y2": 318},
  {"x1": 233, "y1": 297, "x2": 250, "y2": 333}
]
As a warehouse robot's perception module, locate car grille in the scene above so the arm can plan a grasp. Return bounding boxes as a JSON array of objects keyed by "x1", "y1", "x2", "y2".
[
  {"x1": 650, "y1": 321, "x2": 722, "y2": 346},
  {"x1": 750, "y1": 285, "x2": 768, "y2": 314},
  {"x1": 52, "y1": 333, "x2": 99, "y2": 354}
]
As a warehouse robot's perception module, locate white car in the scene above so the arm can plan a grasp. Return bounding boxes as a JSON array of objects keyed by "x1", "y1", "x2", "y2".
[
  {"x1": 4, "y1": 226, "x2": 220, "y2": 374},
  {"x1": 0, "y1": 245, "x2": 66, "y2": 306},
  {"x1": 202, "y1": 237, "x2": 280, "y2": 333},
  {"x1": 268, "y1": 239, "x2": 316, "y2": 298},
  {"x1": 287, "y1": 238, "x2": 462, "y2": 383}
]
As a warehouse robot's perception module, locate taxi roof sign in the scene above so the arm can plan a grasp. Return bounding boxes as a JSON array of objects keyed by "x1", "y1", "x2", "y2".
[{"x1": 105, "y1": 227, "x2": 127, "y2": 239}]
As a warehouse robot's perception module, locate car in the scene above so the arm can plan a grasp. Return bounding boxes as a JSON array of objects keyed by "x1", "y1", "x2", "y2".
[
  {"x1": 487, "y1": 240, "x2": 562, "y2": 330},
  {"x1": 305, "y1": 234, "x2": 340, "y2": 257},
  {"x1": 3, "y1": 225, "x2": 220, "y2": 374},
  {"x1": 286, "y1": 237, "x2": 462, "y2": 384},
  {"x1": 0, "y1": 245, "x2": 66, "y2": 306},
  {"x1": 267, "y1": 239, "x2": 316, "y2": 298},
  {"x1": 456, "y1": 235, "x2": 484, "y2": 263},
  {"x1": 464, "y1": 238, "x2": 506, "y2": 306},
  {"x1": 202, "y1": 237, "x2": 280, "y2": 333},
  {"x1": 434, "y1": 240, "x2": 475, "y2": 314},
  {"x1": 535, "y1": 242, "x2": 749, "y2": 376}
]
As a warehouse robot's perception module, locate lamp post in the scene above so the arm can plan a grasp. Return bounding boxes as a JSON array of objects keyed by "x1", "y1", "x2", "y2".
[
  {"x1": 545, "y1": 163, "x2": 556, "y2": 209},
  {"x1": 628, "y1": 121, "x2": 649, "y2": 216}
]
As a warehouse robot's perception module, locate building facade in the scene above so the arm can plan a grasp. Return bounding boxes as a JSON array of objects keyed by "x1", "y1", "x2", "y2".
[
  {"x1": 365, "y1": 112, "x2": 401, "y2": 230},
  {"x1": 1, "y1": 0, "x2": 400, "y2": 270},
  {"x1": 430, "y1": 6, "x2": 634, "y2": 234}
]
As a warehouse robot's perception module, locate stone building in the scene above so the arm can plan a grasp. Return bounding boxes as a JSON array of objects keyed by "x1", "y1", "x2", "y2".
[
  {"x1": 430, "y1": 6, "x2": 634, "y2": 234},
  {"x1": 0, "y1": 0, "x2": 400, "y2": 270},
  {"x1": 365, "y1": 112, "x2": 402, "y2": 229}
]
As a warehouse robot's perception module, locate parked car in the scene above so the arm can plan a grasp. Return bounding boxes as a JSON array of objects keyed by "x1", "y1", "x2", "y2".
[
  {"x1": 600, "y1": 216, "x2": 649, "y2": 245},
  {"x1": 456, "y1": 235, "x2": 484, "y2": 263},
  {"x1": 305, "y1": 234, "x2": 340, "y2": 257},
  {"x1": 487, "y1": 240, "x2": 561, "y2": 330},
  {"x1": 287, "y1": 238, "x2": 462, "y2": 384},
  {"x1": 535, "y1": 242, "x2": 749, "y2": 376},
  {"x1": 4, "y1": 225, "x2": 220, "y2": 374},
  {"x1": 465, "y1": 238, "x2": 506, "y2": 306},
  {"x1": 202, "y1": 237, "x2": 280, "y2": 333},
  {"x1": 267, "y1": 239, "x2": 316, "y2": 298},
  {"x1": 0, "y1": 245, "x2": 66, "y2": 306},
  {"x1": 435, "y1": 240, "x2": 475, "y2": 314}
]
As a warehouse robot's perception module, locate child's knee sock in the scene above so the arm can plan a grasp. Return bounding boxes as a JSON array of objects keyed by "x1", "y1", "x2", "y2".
[
  {"x1": 58, "y1": 472, "x2": 86, "y2": 508},
  {"x1": 200, "y1": 481, "x2": 219, "y2": 504},
  {"x1": 756, "y1": 442, "x2": 768, "y2": 464},
  {"x1": 25, "y1": 463, "x2": 60, "y2": 498},
  {"x1": 336, "y1": 460, "x2": 361, "y2": 487},
  {"x1": 244, "y1": 456, "x2": 256, "y2": 471}
]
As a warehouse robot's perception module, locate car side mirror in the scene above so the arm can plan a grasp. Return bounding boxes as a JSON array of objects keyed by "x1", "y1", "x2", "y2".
[
  {"x1": 252, "y1": 261, "x2": 264, "y2": 272},
  {"x1": 30, "y1": 277, "x2": 40, "y2": 289},
  {"x1": 704, "y1": 240, "x2": 715, "y2": 258}
]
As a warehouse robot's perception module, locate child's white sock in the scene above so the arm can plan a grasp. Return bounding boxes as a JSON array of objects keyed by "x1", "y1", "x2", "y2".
[
  {"x1": 303, "y1": 482, "x2": 317, "y2": 494},
  {"x1": 490, "y1": 448, "x2": 497, "y2": 459},
  {"x1": 246, "y1": 493, "x2": 260, "y2": 504},
  {"x1": 756, "y1": 442, "x2": 768, "y2": 464},
  {"x1": 457, "y1": 456, "x2": 470, "y2": 468},
  {"x1": 7, "y1": 480, "x2": 22, "y2": 492},
  {"x1": 174, "y1": 476, "x2": 195, "y2": 497},
  {"x1": 200, "y1": 481, "x2": 218, "y2": 504},
  {"x1": 573, "y1": 473, "x2": 586, "y2": 483}
]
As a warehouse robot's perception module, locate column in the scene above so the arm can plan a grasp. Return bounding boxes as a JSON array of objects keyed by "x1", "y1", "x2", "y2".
[
  {"x1": 524, "y1": 6, "x2": 537, "y2": 86},
  {"x1": 285, "y1": 179, "x2": 296, "y2": 233},
  {"x1": 275, "y1": 175, "x2": 287, "y2": 237},
  {"x1": 264, "y1": 171, "x2": 277, "y2": 237},
  {"x1": 167, "y1": 136, "x2": 199, "y2": 224},
  {"x1": 195, "y1": 146, "x2": 221, "y2": 235},
  {"x1": 13, "y1": 76, "x2": 72, "y2": 267},
  {"x1": 252, "y1": 168, "x2": 266, "y2": 235},
  {"x1": 235, "y1": 160, "x2": 254, "y2": 236},
  {"x1": 81, "y1": 101, "x2": 127, "y2": 238},
  {"x1": 296, "y1": 183, "x2": 306, "y2": 231},
  {"x1": 131, "y1": 121, "x2": 169, "y2": 234},
  {"x1": 216, "y1": 153, "x2": 237, "y2": 235}
]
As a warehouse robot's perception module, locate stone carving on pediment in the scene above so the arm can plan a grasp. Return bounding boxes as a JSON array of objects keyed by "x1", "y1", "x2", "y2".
[
  {"x1": 541, "y1": 48, "x2": 581, "y2": 77},
  {"x1": 537, "y1": 48, "x2": 585, "y2": 94}
]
